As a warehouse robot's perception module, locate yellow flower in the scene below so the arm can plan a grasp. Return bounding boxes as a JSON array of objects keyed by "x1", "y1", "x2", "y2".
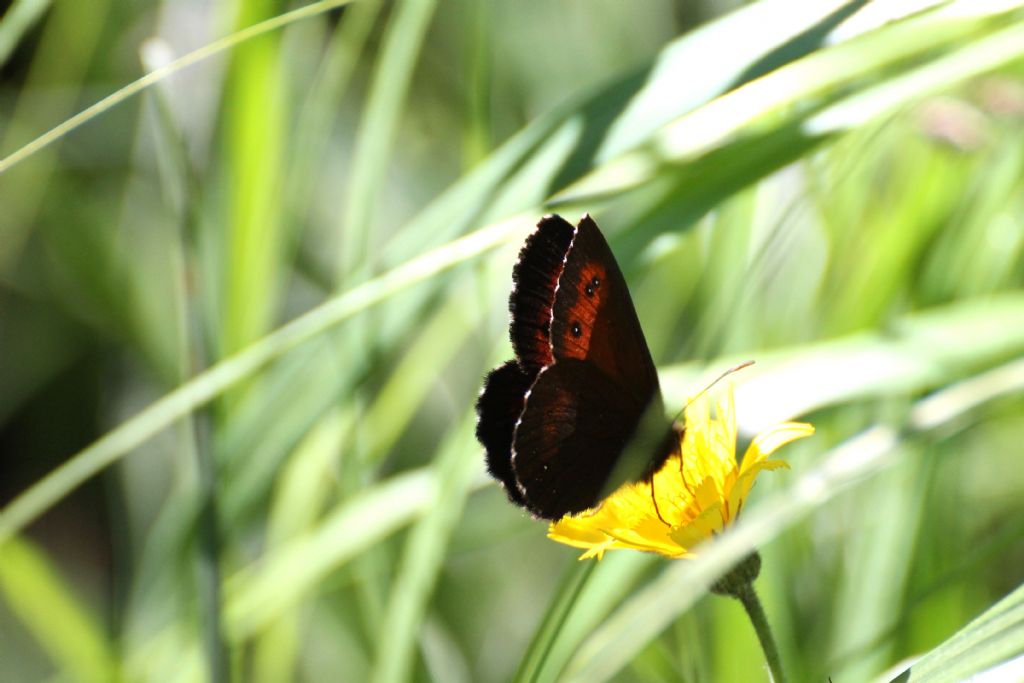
[{"x1": 547, "y1": 389, "x2": 814, "y2": 560}]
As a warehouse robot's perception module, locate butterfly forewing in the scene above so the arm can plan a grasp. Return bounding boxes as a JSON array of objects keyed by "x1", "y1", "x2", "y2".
[
  {"x1": 550, "y1": 216, "x2": 661, "y2": 401},
  {"x1": 508, "y1": 215, "x2": 575, "y2": 372}
]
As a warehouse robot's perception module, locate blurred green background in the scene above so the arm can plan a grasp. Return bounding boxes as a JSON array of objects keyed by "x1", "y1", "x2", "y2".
[{"x1": 2, "y1": 1, "x2": 1024, "y2": 681}]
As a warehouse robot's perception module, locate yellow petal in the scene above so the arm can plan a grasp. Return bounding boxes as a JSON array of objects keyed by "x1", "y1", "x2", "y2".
[
  {"x1": 686, "y1": 391, "x2": 711, "y2": 427},
  {"x1": 669, "y1": 502, "x2": 723, "y2": 551},
  {"x1": 604, "y1": 525, "x2": 684, "y2": 557},
  {"x1": 579, "y1": 540, "x2": 616, "y2": 560},
  {"x1": 727, "y1": 457, "x2": 792, "y2": 521},
  {"x1": 547, "y1": 520, "x2": 609, "y2": 549},
  {"x1": 727, "y1": 469, "x2": 758, "y2": 522},
  {"x1": 694, "y1": 475, "x2": 721, "y2": 512},
  {"x1": 740, "y1": 422, "x2": 814, "y2": 475},
  {"x1": 716, "y1": 390, "x2": 737, "y2": 451},
  {"x1": 758, "y1": 460, "x2": 791, "y2": 472}
]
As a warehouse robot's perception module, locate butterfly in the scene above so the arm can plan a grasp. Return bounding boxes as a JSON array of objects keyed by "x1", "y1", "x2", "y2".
[{"x1": 475, "y1": 214, "x2": 680, "y2": 520}]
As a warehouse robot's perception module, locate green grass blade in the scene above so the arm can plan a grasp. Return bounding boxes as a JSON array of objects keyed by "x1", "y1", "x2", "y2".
[
  {"x1": 0, "y1": 536, "x2": 118, "y2": 682},
  {"x1": 517, "y1": 553, "x2": 656, "y2": 683},
  {"x1": 287, "y1": 0, "x2": 383, "y2": 230},
  {"x1": 0, "y1": 216, "x2": 524, "y2": 548},
  {"x1": 596, "y1": 0, "x2": 869, "y2": 159},
  {"x1": 661, "y1": 293, "x2": 1024, "y2": 430},
  {"x1": 223, "y1": 467, "x2": 437, "y2": 640},
  {"x1": 0, "y1": 0, "x2": 355, "y2": 175},
  {"x1": 560, "y1": 3, "x2": 1024, "y2": 207},
  {"x1": 896, "y1": 582, "x2": 1024, "y2": 682},
  {"x1": 219, "y1": 1, "x2": 288, "y2": 357},
  {"x1": 251, "y1": 411, "x2": 352, "y2": 683},
  {"x1": 0, "y1": 0, "x2": 51, "y2": 67},
  {"x1": 806, "y1": 18, "x2": 1024, "y2": 137},
  {"x1": 513, "y1": 561, "x2": 599, "y2": 683},
  {"x1": 0, "y1": 0, "x2": 110, "y2": 269},
  {"x1": 361, "y1": 272, "x2": 488, "y2": 464},
  {"x1": 338, "y1": 0, "x2": 438, "y2": 280},
  {"x1": 369, "y1": 417, "x2": 479, "y2": 683}
]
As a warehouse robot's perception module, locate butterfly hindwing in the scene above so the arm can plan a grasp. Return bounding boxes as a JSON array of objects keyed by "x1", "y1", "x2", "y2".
[
  {"x1": 476, "y1": 360, "x2": 532, "y2": 507},
  {"x1": 512, "y1": 358, "x2": 647, "y2": 519}
]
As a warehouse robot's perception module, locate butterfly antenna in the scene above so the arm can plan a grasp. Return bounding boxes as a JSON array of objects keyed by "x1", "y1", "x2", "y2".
[
  {"x1": 671, "y1": 360, "x2": 755, "y2": 424},
  {"x1": 650, "y1": 475, "x2": 671, "y2": 527}
]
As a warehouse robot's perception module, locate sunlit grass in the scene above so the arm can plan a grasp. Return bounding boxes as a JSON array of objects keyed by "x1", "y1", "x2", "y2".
[{"x1": 1, "y1": 1, "x2": 1023, "y2": 682}]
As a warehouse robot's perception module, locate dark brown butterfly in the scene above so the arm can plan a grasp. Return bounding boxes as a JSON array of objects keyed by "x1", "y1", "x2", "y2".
[{"x1": 476, "y1": 214, "x2": 679, "y2": 520}]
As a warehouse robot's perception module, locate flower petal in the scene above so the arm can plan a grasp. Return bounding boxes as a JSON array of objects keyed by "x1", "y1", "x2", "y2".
[
  {"x1": 694, "y1": 475, "x2": 721, "y2": 512},
  {"x1": 604, "y1": 524, "x2": 684, "y2": 557},
  {"x1": 716, "y1": 390, "x2": 737, "y2": 450},
  {"x1": 547, "y1": 519, "x2": 611, "y2": 549},
  {"x1": 669, "y1": 502, "x2": 724, "y2": 552},
  {"x1": 543, "y1": 390, "x2": 812, "y2": 561},
  {"x1": 739, "y1": 422, "x2": 814, "y2": 475}
]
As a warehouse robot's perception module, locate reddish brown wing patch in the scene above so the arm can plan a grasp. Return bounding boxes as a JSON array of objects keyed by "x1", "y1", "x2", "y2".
[{"x1": 550, "y1": 260, "x2": 605, "y2": 361}]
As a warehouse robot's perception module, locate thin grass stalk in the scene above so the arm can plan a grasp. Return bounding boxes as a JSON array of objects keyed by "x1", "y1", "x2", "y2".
[{"x1": 0, "y1": 0, "x2": 357, "y2": 174}]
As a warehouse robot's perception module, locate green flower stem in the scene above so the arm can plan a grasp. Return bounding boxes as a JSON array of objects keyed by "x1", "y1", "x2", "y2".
[
  {"x1": 736, "y1": 581, "x2": 786, "y2": 683},
  {"x1": 710, "y1": 553, "x2": 786, "y2": 683}
]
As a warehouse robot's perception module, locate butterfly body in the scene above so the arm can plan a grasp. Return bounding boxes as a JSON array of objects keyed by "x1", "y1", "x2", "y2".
[{"x1": 476, "y1": 214, "x2": 678, "y2": 520}]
